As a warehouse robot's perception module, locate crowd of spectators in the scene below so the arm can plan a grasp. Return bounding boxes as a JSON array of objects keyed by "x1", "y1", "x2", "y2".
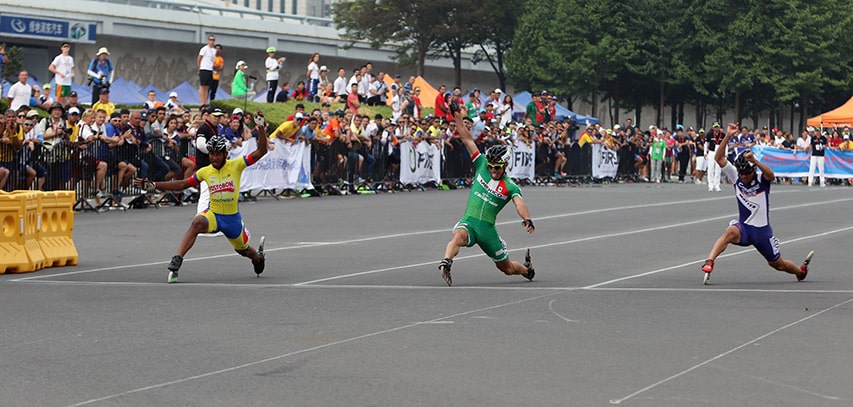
[{"x1": 4, "y1": 40, "x2": 853, "y2": 197}]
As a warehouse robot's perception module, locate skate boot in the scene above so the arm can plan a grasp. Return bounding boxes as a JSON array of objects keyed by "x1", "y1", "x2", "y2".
[
  {"x1": 701, "y1": 259, "x2": 714, "y2": 285},
  {"x1": 439, "y1": 258, "x2": 453, "y2": 287}
]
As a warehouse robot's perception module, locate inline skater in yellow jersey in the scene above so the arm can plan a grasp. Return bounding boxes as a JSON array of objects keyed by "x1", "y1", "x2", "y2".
[
  {"x1": 437, "y1": 103, "x2": 536, "y2": 286},
  {"x1": 134, "y1": 112, "x2": 269, "y2": 283}
]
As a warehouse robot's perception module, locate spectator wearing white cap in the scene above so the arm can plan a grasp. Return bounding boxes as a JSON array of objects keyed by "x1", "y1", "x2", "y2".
[
  {"x1": 231, "y1": 60, "x2": 256, "y2": 100},
  {"x1": 165, "y1": 91, "x2": 183, "y2": 112},
  {"x1": 265, "y1": 47, "x2": 285, "y2": 103},
  {"x1": 39, "y1": 83, "x2": 54, "y2": 109},
  {"x1": 306, "y1": 53, "x2": 321, "y2": 102},
  {"x1": 87, "y1": 46, "x2": 114, "y2": 105}
]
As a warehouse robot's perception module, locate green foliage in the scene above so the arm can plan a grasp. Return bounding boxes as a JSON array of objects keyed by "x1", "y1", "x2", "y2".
[
  {"x1": 1, "y1": 43, "x2": 23, "y2": 84},
  {"x1": 509, "y1": 0, "x2": 853, "y2": 125},
  {"x1": 332, "y1": 0, "x2": 522, "y2": 86}
]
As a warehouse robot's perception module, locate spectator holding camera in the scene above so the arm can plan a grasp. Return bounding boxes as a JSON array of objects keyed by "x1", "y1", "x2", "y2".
[{"x1": 87, "y1": 47, "x2": 114, "y2": 105}]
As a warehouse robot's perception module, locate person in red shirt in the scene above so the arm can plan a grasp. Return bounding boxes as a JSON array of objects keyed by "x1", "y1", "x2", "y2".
[
  {"x1": 547, "y1": 95, "x2": 557, "y2": 121},
  {"x1": 829, "y1": 129, "x2": 843, "y2": 149},
  {"x1": 347, "y1": 83, "x2": 361, "y2": 115},
  {"x1": 434, "y1": 84, "x2": 449, "y2": 119}
]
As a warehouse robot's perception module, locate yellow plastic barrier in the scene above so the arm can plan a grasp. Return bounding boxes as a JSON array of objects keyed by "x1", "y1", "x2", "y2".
[
  {"x1": 0, "y1": 192, "x2": 44, "y2": 273},
  {"x1": 39, "y1": 191, "x2": 78, "y2": 267}
]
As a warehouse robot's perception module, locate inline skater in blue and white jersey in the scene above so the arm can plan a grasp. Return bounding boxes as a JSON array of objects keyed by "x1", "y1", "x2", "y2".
[{"x1": 701, "y1": 123, "x2": 814, "y2": 285}]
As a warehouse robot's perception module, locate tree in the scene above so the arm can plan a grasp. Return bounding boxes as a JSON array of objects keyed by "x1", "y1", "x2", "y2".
[
  {"x1": 0, "y1": 43, "x2": 23, "y2": 99},
  {"x1": 472, "y1": 0, "x2": 524, "y2": 91},
  {"x1": 331, "y1": 0, "x2": 445, "y2": 76},
  {"x1": 432, "y1": 2, "x2": 484, "y2": 86},
  {"x1": 762, "y1": 0, "x2": 851, "y2": 130},
  {"x1": 506, "y1": 0, "x2": 558, "y2": 93}
]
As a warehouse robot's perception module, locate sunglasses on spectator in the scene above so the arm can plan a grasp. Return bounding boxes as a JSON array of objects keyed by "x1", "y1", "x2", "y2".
[
  {"x1": 18, "y1": 114, "x2": 25, "y2": 118},
  {"x1": 23, "y1": 123, "x2": 34, "y2": 127}
]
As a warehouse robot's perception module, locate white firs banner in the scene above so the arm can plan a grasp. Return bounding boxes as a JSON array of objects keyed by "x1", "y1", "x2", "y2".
[
  {"x1": 592, "y1": 144, "x2": 619, "y2": 179},
  {"x1": 507, "y1": 141, "x2": 535, "y2": 181},
  {"x1": 399, "y1": 140, "x2": 442, "y2": 184},
  {"x1": 229, "y1": 138, "x2": 314, "y2": 191}
]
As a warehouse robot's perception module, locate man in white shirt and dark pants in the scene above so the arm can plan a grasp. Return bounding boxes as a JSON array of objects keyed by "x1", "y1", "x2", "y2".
[
  {"x1": 197, "y1": 35, "x2": 217, "y2": 106},
  {"x1": 265, "y1": 47, "x2": 285, "y2": 103}
]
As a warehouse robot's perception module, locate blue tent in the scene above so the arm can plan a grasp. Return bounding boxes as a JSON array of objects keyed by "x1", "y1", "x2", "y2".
[
  {"x1": 140, "y1": 84, "x2": 164, "y2": 101},
  {"x1": 512, "y1": 91, "x2": 599, "y2": 124},
  {"x1": 252, "y1": 89, "x2": 269, "y2": 103},
  {"x1": 553, "y1": 102, "x2": 599, "y2": 125},
  {"x1": 165, "y1": 81, "x2": 200, "y2": 106},
  {"x1": 211, "y1": 87, "x2": 232, "y2": 100},
  {"x1": 107, "y1": 77, "x2": 147, "y2": 104},
  {"x1": 70, "y1": 83, "x2": 92, "y2": 103}
]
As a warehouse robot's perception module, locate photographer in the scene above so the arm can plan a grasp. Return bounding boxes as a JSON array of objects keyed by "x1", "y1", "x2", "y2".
[
  {"x1": 87, "y1": 47, "x2": 114, "y2": 105},
  {"x1": 39, "y1": 104, "x2": 71, "y2": 189}
]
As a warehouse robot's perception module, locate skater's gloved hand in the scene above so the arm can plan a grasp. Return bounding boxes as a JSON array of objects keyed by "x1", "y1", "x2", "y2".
[
  {"x1": 133, "y1": 177, "x2": 156, "y2": 192},
  {"x1": 522, "y1": 218, "x2": 535, "y2": 233}
]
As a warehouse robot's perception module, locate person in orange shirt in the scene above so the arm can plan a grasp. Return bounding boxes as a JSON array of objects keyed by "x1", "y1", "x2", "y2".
[{"x1": 210, "y1": 44, "x2": 224, "y2": 101}]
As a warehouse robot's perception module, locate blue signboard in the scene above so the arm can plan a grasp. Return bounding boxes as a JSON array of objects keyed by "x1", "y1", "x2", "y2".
[{"x1": 0, "y1": 15, "x2": 96, "y2": 43}]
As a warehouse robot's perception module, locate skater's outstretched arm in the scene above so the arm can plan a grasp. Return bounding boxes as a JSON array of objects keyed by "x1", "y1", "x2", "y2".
[
  {"x1": 452, "y1": 108, "x2": 478, "y2": 157},
  {"x1": 715, "y1": 123, "x2": 739, "y2": 168}
]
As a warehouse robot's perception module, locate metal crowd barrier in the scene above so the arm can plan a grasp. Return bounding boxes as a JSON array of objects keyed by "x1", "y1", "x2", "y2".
[{"x1": 3, "y1": 131, "x2": 650, "y2": 208}]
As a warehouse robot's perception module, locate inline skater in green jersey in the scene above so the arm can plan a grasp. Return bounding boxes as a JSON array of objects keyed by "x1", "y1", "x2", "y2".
[{"x1": 437, "y1": 103, "x2": 535, "y2": 286}]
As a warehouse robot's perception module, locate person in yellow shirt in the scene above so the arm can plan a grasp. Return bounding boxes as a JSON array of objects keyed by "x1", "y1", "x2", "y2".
[
  {"x1": 91, "y1": 88, "x2": 115, "y2": 116},
  {"x1": 839, "y1": 135, "x2": 853, "y2": 151},
  {"x1": 134, "y1": 112, "x2": 270, "y2": 283},
  {"x1": 577, "y1": 126, "x2": 598, "y2": 147},
  {"x1": 270, "y1": 113, "x2": 306, "y2": 141},
  {"x1": 0, "y1": 109, "x2": 25, "y2": 189}
]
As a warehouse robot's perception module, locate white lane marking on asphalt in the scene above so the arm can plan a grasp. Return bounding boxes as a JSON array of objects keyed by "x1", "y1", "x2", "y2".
[
  {"x1": 586, "y1": 224, "x2": 853, "y2": 289},
  {"x1": 709, "y1": 365, "x2": 843, "y2": 401},
  {"x1": 548, "y1": 299, "x2": 581, "y2": 323},
  {"x1": 1, "y1": 195, "x2": 764, "y2": 282},
  {"x1": 12, "y1": 196, "x2": 852, "y2": 284},
  {"x1": 295, "y1": 199, "x2": 853, "y2": 286},
  {"x1": 63, "y1": 291, "x2": 565, "y2": 407},
  {"x1": 608, "y1": 297, "x2": 853, "y2": 405}
]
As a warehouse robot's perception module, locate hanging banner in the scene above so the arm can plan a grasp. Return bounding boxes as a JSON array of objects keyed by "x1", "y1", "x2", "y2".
[
  {"x1": 507, "y1": 141, "x2": 535, "y2": 181},
  {"x1": 230, "y1": 138, "x2": 314, "y2": 191},
  {"x1": 592, "y1": 143, "x2": 619, "y2": 179},
  {"x1": 399, "y1": 140, "x2": 441, "y2": 184},
  {"x1": 752, "y1": 146, "x2": 853, "y2": 178}
]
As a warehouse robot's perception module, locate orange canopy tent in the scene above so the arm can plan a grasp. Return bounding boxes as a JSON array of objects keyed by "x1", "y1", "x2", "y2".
[
  {"x1": 807, "y1": 96, "x2": 853, "y2": 127},
  {"x1": 379, "y1": 75, "x2": 441, "y2": 109}
]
